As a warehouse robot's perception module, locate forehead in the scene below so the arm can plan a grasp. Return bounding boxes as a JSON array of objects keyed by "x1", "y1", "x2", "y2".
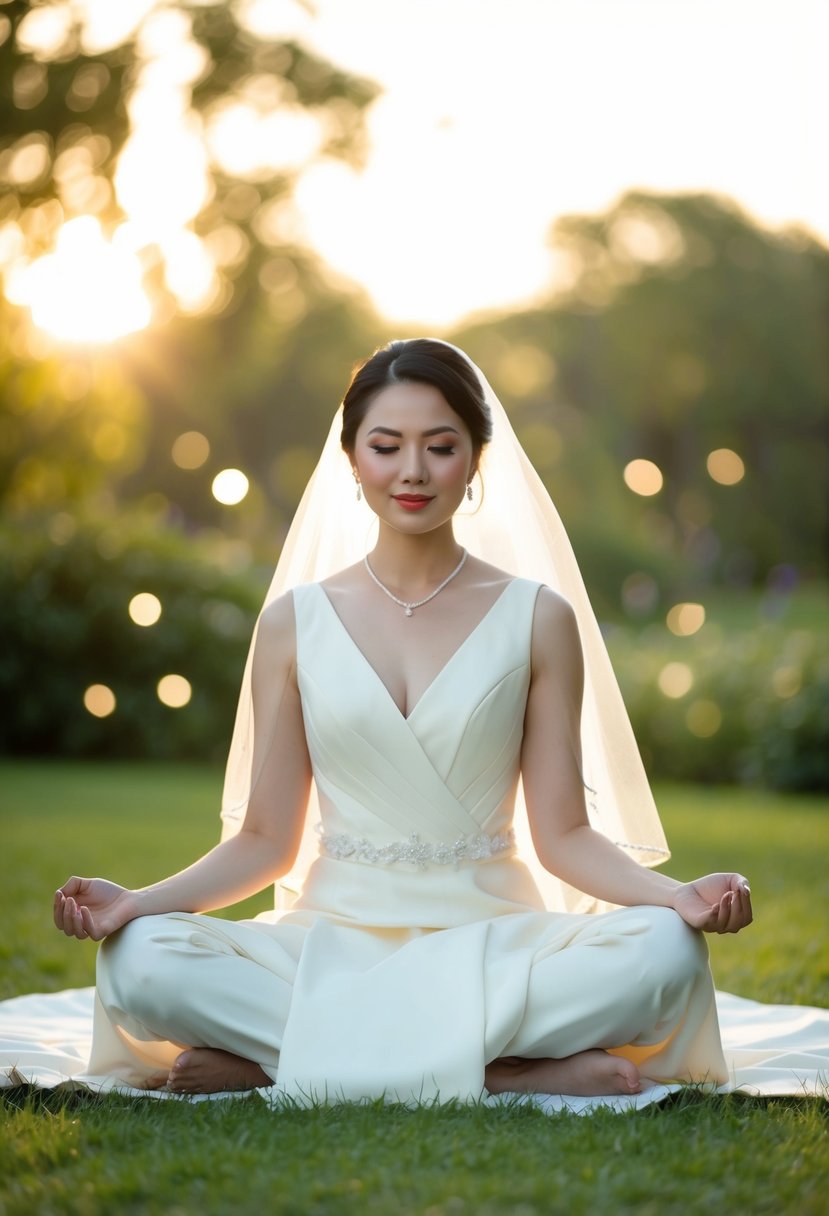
[{"x1": 358, "y1": 382, "x2": 468, "y2": 435}]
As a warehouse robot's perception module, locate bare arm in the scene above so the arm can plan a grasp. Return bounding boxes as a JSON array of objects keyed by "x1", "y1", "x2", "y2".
[
  {"x1": 55, "y1": 592, "x2": 312, "y2": 940},
  {"x1": 520, "y1": 588, "x2": 752, "y2": 933}
]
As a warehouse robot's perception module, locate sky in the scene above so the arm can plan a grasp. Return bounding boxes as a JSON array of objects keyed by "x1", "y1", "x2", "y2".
[
  {"x1": 281, "y1": 0, "x2": 827, "y2": 326},
  {"x1": 8, "y1": 0, "x2": 827, "y2": 335}
]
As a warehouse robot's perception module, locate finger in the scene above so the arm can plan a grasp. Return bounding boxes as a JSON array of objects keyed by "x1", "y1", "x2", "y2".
[
  {"x1": 732, "y1": 886, "x2": 754, "y2": 932},
  {"x1": 53, "y1": 890, "x2": 65, "y2": 931},
  {"x1": 64, "y1": 896, "x2": 87, "y2": 940},
  {"x1": 61, "y1": 895, "x2": 76, "y2": 936},
  {"x1": 726, "y1": 887, "x2": 752, "y2": 933},
  {"x1": 695, "y1": 903, "x2": 721, "y2": 933},
  {"x1": 61, "y1": 876, "x2": 84, "y2": 899},
  {"x1": 715, "y1": 891, "x2": 734, "y2": 934},
  {"x1": 80, "y1": 905, "x2": 99, "y2": 941}
]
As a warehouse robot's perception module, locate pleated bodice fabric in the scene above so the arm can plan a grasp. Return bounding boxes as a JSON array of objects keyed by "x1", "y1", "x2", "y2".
[{"x1": 288, "y1": 577, "x2": 547, "y2": 929}]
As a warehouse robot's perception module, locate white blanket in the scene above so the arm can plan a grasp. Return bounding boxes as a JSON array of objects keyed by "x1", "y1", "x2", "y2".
[{"x1": 1, "y1": 987, "x2": 826, "y2": 1111}]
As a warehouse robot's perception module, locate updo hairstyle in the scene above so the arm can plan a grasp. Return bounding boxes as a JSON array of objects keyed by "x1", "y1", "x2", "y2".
[{"x1": 340, "y1": 339, "x2": 493, "y2": 458}]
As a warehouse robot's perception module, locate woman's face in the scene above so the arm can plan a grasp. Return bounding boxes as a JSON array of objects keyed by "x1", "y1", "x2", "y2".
[{"x1": 351, "y1": 382, "x2": 476, "y2": 533}]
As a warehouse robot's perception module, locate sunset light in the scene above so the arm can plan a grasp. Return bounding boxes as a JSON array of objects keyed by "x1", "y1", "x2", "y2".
[
  {"x1": 2, "y1": 0, "x2": 823, "y2": 338},
  {"x1": 11, "y1": 217, "x2": 151, "y2": 343}
]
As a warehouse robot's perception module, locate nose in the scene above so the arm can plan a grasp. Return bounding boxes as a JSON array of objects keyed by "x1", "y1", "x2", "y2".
[{"x1": 400, "y1": 445, "x2": 428, "y2": 484}]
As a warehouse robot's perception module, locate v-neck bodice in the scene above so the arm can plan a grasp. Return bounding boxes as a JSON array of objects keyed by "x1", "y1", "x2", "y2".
[
  {"x1": 315, "y1": 579, "x2": 516, "y2": 722},
  {"x1": 291, "y1": 577, "x2": 545, "y2": 926}
]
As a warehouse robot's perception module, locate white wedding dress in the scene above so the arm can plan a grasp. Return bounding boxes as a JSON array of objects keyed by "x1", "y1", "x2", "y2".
[{"x1": 2, "y1": 577, "x2": 827, "y2": 1109}]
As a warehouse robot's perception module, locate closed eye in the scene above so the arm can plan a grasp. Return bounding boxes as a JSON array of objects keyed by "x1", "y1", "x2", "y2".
[{"x1": 369, "y1": 444, "x2": 455, "y2": 455}]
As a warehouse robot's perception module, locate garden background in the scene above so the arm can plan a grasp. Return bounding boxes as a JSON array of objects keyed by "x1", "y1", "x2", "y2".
[{"x1": 1, "y1": 2, "x2": 827, "y2": 1214}]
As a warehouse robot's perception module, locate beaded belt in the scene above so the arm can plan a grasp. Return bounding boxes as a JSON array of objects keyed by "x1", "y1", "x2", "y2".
[{"x1": 316, "y1": 825, "x2": 516, "y2": 869}]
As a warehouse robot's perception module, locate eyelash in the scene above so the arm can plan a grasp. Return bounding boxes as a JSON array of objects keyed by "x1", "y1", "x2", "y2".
[{"x1": 370, "y1": 445, "x2": 455, "y2": 456}]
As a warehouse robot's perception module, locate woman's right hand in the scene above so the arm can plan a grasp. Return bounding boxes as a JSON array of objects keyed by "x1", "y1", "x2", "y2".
[{"x1": 54, "y1": 877, "x2": 137, "y2": 941}]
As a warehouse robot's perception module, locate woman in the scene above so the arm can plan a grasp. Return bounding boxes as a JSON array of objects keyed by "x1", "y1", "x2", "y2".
[{"x1": 53, "y1": 339, "x2": 752, "y2": 1102}]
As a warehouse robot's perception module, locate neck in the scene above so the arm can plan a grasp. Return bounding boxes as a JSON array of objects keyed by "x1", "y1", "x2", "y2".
[{"x1": 368, "y1": 523, "x2": 465, "y2": 596}]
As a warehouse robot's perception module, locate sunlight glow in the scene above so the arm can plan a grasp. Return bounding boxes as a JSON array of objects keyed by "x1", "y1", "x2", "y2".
[
  {"x1": 5, "y1": 0, "x2": 824, "y2": 334},
  {"x1": 19, "y1": 217, "x2": 151, "y2": 342},
  {"x1": 115, "y1": 115, "x2": 209, "y2": 237},
  {"x1": 161, "y1": 229, "x2": 219, "y2": 311},
  {"x1": 207, "y1": 103, "x2": 323, "y2": 177}
]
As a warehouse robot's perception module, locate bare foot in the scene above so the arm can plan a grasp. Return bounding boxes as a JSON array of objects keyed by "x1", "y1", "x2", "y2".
[
  {"x1": 166, "y1": 1048, "x2": 271, "y2": 1094},
  {"x1": 485, "y1": 1049, "x2": 641, "y2": 1097}
]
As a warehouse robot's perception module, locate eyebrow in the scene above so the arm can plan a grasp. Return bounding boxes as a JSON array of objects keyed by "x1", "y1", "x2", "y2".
[{"x1": 366, "y1": 425, "x2": 460, "y2": 438}]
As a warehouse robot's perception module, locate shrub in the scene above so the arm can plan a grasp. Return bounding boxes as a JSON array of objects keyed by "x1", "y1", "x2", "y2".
[
  {"x1": 608, "y1": 616, "x2": 829, "y2": 791},
  {"x1": 0, "y1": 512, "x2": 265, "y2": 762}
]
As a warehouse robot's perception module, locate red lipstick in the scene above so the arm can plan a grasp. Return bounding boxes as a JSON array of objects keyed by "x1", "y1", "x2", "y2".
[{"x1": 393, "y1": 494, "x2": 434, "y2": 511}]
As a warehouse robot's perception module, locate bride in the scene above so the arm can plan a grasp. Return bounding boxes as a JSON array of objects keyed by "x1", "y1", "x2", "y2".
[{"x1": 51, "y1": 338, "x2": 752, "y2": 1101}]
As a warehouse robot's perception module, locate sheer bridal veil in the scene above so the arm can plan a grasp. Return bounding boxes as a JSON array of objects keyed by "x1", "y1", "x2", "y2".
[{"x1": 220, "y1": 339, "x2": 669, "y2": 914}]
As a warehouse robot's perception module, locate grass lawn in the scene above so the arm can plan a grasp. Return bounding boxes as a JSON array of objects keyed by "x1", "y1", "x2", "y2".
[{"x1": 1, "y1": 761, "x2": 827, "y2": 1215}]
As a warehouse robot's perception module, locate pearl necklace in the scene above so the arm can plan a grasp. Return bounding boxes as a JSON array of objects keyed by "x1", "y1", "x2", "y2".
[{"x1": 364, "y1": 549, "x2": 468, "y2": 616}]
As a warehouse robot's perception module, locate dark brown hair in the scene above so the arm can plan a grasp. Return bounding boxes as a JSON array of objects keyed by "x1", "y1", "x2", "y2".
[{"x1": 340, "y1": 339, "x2": 492, "y2": 457}]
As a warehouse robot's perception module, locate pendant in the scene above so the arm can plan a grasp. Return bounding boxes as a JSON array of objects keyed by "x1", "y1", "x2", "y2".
[{"x1": 404, "y1": 607, "x2": 413, "y2": 617}]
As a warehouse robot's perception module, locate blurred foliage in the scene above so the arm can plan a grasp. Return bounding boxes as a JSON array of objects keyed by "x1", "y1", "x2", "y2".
[
  {"x1": 0, "y1": 7, "x2": 827, "y2": 784},
  {"x1": 0, "y1": 510, "x2": 263, "y2": 760},
  {"x1": 608, "y1": 602, "x2": 829, "y2": 792},
  {"x1": 456, "y1": 191, "x2": 829, "y2": 608},
  {"x1": 0, "y1": 0, "x2": 378, "y2": 311},
  {"x1": 2, "y1": 507, "x2": 826, "y2": 792}
]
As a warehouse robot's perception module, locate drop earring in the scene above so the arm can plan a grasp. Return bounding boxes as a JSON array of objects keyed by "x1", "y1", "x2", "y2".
[
  {"x1": 354, "y1": 477, "x2": 362, "y2": 502},
  {"x1": 466, "y1": 483, "x2": 473, "y2": 501}
]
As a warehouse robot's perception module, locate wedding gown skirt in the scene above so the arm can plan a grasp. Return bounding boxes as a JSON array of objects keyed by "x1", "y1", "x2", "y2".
[{"x1": 3, "y1": 579, "x2": 827, "y2": 1105}]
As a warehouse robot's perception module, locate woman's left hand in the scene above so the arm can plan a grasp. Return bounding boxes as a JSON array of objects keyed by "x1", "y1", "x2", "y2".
[{"x1": 672, "y1": 872, "x2": 753, "y2": 934}]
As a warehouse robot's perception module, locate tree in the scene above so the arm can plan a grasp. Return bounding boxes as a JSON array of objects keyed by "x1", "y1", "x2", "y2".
[
  {"x1": 455, "y1": 192, "x2": 829, "y2": 606},
  {"x1": 0, "y1": 0, "x2": 384, "y2": 531},
  {"x1": 0, "y1": 0, "x2": 378, "y2": 314}
]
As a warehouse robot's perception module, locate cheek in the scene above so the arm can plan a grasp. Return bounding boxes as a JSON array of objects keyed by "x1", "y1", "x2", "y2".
[
  {"x1": 438, "y1": 453, "x2": 473, "y2": 484},
  {"x1": 357, "y1": 453, "x2": 393, "y2": 486}
]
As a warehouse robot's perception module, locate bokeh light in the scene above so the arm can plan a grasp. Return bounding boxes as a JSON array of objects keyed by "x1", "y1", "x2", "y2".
[
  {"x1": 84, "y1": 683, "x2": 116, "y2": 717},
  {"x1": 623, "y1": 459, "x2": 663, "y2": 496},
  {"x1": 172, "y1": 430, "x2": 210, "y2": 469},
  {"x1": 666, "y1": 602, "x2": 706, "y2": 637},
  {"x1": 686, "y1": 699, "x2": 722, "y2": 737},
  {"x1": 658, "y1": 662, "x2": 694, "y2": 698},
  {"x1": 707, "y1": 448, "x2": 745, "y2": 485},
  {"x1": 212, "y1": 468, "x2": 250, "y2": 505},
  {"x1": 128, "y1": 592, "x2": 162, "y2": 627},
  {"x1": 157, "y1": 674, "x2": 192, "y2": 708}
]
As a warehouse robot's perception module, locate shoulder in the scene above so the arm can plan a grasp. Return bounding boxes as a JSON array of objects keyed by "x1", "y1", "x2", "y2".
[
  {"x1": 255, "y1": 591, "x2": 298, "y2": 671},
  {"x1": 530, "y1": 586, "x2": 581, "y2": 669},
  {"x1": 532, "y1": 585, "x2": 577, "y2": 633}
]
